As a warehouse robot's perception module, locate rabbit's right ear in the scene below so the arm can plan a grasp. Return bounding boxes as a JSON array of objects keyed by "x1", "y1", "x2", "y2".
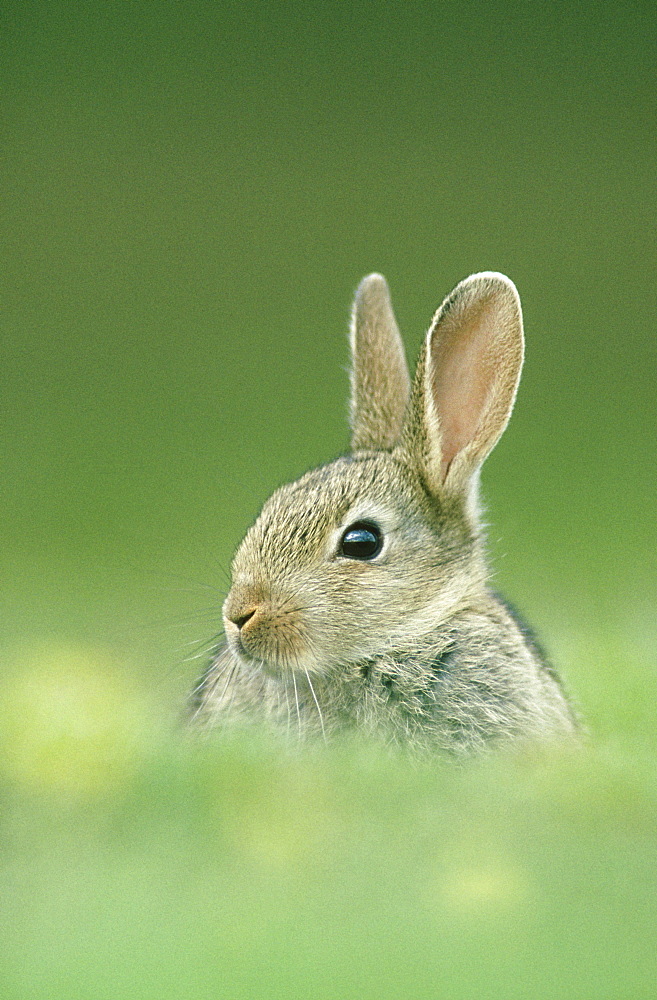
[
  {"x1": 349, "y1": 274, "x2": 411, "y2": 451},
  {"x1": 400, "y1": 272, "x2": 524, "y2": 497}
]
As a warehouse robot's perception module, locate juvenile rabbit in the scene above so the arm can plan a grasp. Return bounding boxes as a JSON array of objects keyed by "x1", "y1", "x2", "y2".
[{"x1": 191, "y1": 272, "x2": 578, "y2": 753}]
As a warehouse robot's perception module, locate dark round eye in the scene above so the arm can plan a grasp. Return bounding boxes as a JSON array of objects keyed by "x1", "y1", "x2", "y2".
[{"x1": 339, "y1": 521, "x2": 383, "y2": 560}]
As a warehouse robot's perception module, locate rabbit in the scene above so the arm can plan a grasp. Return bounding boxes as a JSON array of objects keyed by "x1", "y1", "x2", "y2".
[{"x1": 190, "y1": 271, "x2": 578, "y2": 753}]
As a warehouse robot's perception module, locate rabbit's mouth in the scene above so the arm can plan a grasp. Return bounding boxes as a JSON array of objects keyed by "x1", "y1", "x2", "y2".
[{"x1": 224, "y1": 617, "x2": 295, "y2": 677}]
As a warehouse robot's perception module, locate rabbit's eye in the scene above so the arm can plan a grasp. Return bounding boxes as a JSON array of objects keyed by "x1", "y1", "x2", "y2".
[{"x1": 339, "y1": 521, "x2": 383, "y2": 560}]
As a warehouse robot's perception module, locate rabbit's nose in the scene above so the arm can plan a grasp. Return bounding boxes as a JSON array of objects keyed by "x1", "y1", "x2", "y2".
[{"x1": 228, "y1": 607, "x2": 257, "y2": 631}]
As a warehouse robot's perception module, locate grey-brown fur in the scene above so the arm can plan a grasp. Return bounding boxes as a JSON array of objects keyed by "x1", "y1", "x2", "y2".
[{"x1": 191, "y1": 272, "x2": 578, "y2": 753}]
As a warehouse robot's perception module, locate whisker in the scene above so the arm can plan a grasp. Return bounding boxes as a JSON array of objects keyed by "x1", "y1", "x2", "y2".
[
  {"x1": 191, "y1": 658, "x2": 230, "y2": 720},
  {"x1": 274, "y1": 682, "x2": 283, "y2": 724},
  {"x1": 291, "y1": 671, "x2": 302, "y2": 740},
  {"x1": 219, "y1": 663, "x2": 237, "y2": 707},
  {"x1": 180, "y1": 631, "x2": 223, "y2": 648},
  {"x1": 183, "y1": 645, "x2": 220, "y2": 664},
  {"x1": 157, "y1": 581, "x2": 220, "y2": 594},
  {"x1": 202, "y1": 656, "x2": 230, "y2": 689},
  {"x1": 304, "y1": 666, "x2": 326, "y2": 741},
  {"x1": 180, "y1": 630, "x2": 224, "y2": 660},
  {"x1": 158, "y1": 617, "x2": 221, "y2": 632},
  {"x1": 284, "y1": 682, "x2": 292, "y2": 736},
  {"x1": 225, "y1": 667, "x2": 239, "y2": 715}
]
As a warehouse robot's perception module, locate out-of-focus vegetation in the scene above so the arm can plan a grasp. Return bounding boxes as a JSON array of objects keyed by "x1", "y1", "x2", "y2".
[
  {"x1": 2, "y1": 2, "x2": 655, "y2": 997},
  {"x1": 2, "y1": 647, "x2": 657, "y2": 999}
]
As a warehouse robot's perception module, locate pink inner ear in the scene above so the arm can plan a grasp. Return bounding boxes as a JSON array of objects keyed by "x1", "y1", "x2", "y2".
[{"x1": 432, "y1": 301, "x2": 496, "y2": 481}]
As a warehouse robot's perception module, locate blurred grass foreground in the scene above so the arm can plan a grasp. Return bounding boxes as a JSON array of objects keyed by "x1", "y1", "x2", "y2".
[
  {"x1": 2, "y1": 2, "x2": 657, "y2": 998},
  {"x1": 1, "y1": 638, "x2": 657, "y2": 999}
]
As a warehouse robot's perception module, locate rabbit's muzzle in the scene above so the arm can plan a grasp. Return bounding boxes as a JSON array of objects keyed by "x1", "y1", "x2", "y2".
[{"x1": 223, "y1": 585, "x2": 308, "y2": 674}]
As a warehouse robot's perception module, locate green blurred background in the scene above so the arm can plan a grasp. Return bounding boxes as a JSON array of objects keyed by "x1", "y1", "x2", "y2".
[{"x1": 2, "y1": 3, "x2": 656, "y2": 998}]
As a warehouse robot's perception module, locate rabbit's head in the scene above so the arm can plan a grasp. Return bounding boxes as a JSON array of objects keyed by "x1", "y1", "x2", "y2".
[{"x1": 223, "y1": 272, "x2": 524, "y2": 679}]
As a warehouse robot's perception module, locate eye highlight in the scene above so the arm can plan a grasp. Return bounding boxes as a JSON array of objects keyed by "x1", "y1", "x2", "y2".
[{"x1": 339, "y1": 521, "x2": 383, "y2": 560}]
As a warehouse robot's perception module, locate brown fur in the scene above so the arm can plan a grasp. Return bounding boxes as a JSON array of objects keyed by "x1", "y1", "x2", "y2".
[{"x1": 191, "y1": 273, "x2": 578, "y2": 753}]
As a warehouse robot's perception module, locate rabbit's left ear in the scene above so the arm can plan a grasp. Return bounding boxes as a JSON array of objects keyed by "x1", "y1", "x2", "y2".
[
  {"x1": 401, "y1": 272, "x2": 524, "y2": 496},
  {"x1": 349, "y1": 274, "x2": 411, "y2": 451}
]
